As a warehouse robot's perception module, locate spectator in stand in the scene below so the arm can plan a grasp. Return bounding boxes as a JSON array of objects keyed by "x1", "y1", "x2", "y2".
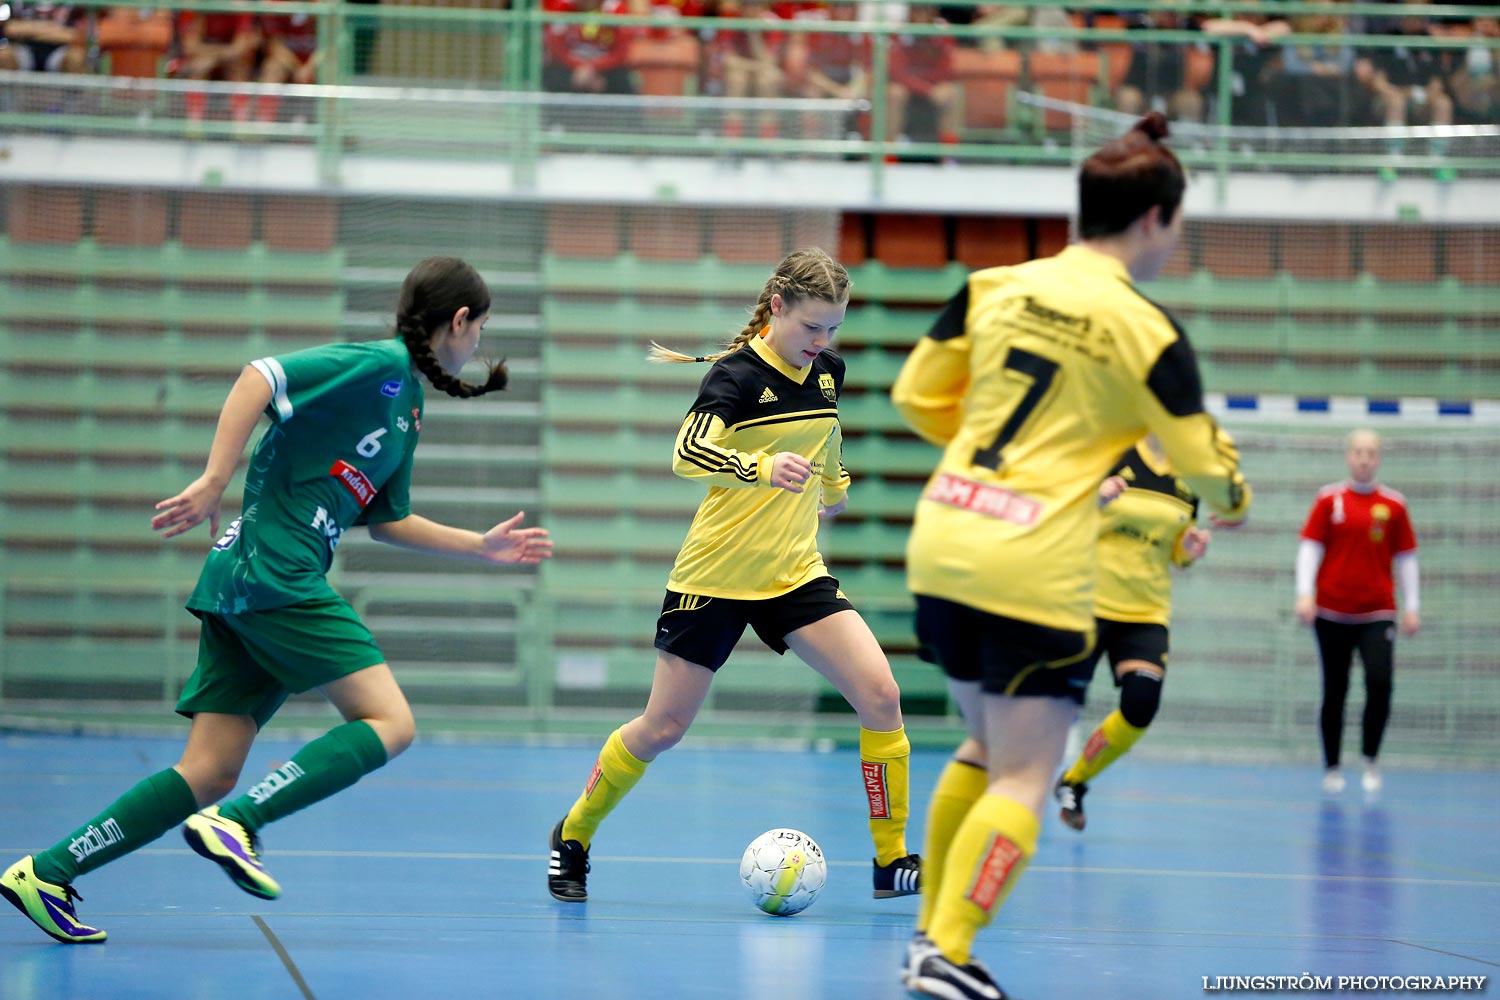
[
  {"x1": 177, "y1": 11, "x2": 260, "y2": 127},
  {"x1": 542, "y1": 0, "x2": 638, "y2": 95},
  {"x1": 1265, "y1": 4, "x2": 1365, "y2": 126},
  {"x1": 784, "y1": 0, "x2": 868, "y2": 133},
  {"x1": 711, "y1": 1, "x2": 787, "y2": 138},
  {"x1": 887, "y1": 5, "x2": 960, "y2": 152},
  {"x1": 96, "y1": 5, "x2": 173, "y2": 79},
  {"x1": 1115, "y1": 5, "x2": 1207, "y2": 123},
  {"x1": 638, "y1": 0, "x2": 705, "y2": 39},
  {"x1": 257, "y1": 0, "x2": 327, "y2": 124},
  {"x1": 970, "y1": 4, "x2": 1073, "y2": 54},
  {"x1": 0, "y1": 2, "x2": 86, "y2": 75},
  {"x1": 1200, "y1": 9, "x2": 1291, "y2": 126},
  {"x1": 1448, "y1": 16, "x2": 1499, "y2": 124},
  {"x1": 1358, "y1": 7, "x2": 1458, "y2": 179}
]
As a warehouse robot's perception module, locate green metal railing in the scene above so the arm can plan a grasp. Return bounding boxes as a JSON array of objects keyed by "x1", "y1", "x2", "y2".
[{"x1": 8, "y1": 0, "x2": 1498, "y2": 191}]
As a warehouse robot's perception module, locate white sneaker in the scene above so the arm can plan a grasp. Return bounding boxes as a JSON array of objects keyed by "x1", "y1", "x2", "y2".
[
  {"x1": 1321, "y1": 768, "x2": 1345, "y2": 795},
  {"x1": 1361, "y1": 762, "x2": 1382, "y2": 794}
]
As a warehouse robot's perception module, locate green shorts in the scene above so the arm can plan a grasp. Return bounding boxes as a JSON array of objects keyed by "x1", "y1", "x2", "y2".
[{"x1": 177, "y1": 596, "x2": 387, "y2": 729}]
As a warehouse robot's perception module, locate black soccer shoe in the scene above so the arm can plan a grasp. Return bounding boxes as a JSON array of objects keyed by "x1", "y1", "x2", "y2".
[
  {"x1": 1054, "y1": 778, "x2": 1088, "y2": 832},
  {"x1": 548, "y1": 820, "x2": 590, "y2": 902},
  {"x1": 874, "y1": 852, "x2": 922, "y2": 898},
  {"x1": 906, "y1": 939, "x2": 1013, "y2": 1000}
]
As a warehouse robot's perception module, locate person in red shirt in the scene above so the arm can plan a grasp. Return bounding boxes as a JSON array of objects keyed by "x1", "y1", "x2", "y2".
[
  {"x1": 710, "y1": 0, "x2": 787, "y2": 138},
  {"x1": 542, "y1": 0, "x2": 638, "y2": 95},
  {"x1": 1296, "y1": 429, "x2": 1420, "y2": 797},
  {"x1": 888, "y1": 5, "x2": 960, "y2": 151},
  {"x1": 177, "y1": 12, "x2": 260, "y2": 125},
  {"x1": 256, "y1": 0, "x2": 325, "y2": 124}
]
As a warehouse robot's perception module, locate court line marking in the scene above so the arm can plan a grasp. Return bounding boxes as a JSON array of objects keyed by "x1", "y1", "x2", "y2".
[
  {"x1": 1389, "y1": 938, "x2": 1500, "y2": 969},
  {"x1": 51, "y1": 848, "x2": 1494, "y2": 888},
  {"x1": 253, "y1": 915, "x2": 318, "y2": 1000}
]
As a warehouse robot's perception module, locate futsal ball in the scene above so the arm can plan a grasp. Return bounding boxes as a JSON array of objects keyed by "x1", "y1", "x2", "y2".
[{"x1": 739, "y1": 828, "x2": 827, "y2": 916}]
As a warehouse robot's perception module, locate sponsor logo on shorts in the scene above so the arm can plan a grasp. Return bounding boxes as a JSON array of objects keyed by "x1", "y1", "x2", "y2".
[
  {"x1": 380, "y1": 379, "x2": 402, "y2": 398},
  {"x1": 926, "y1": 473, "x2": 1040, "y2": 527},
  {"x1": 862, "y1": 761, "x2": 890, "y2": 819},
  {"x1": 329, "y1": 460, "x2": 376, "y2": 507},
  {"x1": 966, "y1": 834, "x2": 1023, "y2": 913}
]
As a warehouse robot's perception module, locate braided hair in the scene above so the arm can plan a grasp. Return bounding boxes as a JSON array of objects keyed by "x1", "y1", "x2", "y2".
[
  {"x1": 648, "y1": 247, "x2": 851, "y2": 364},
  {"x1": 395, "y1": 256, "x2": 508, "y2": 397}
]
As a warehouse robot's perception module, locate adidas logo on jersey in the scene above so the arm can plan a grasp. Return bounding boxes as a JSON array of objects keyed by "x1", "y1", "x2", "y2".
[{"x1": 759, "y1": 387, "x2": 779, "y2": 404}]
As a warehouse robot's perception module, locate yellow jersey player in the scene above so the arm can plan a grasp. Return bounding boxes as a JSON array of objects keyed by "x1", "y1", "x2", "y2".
[
  {"x1": 892, "y1": 113, "x2": 1251, "y2": 1000},
  {"x1": 1054, "y1": 436, "x2": 1212, "y2": 832},
  {"x1": 2, "y1": 258, "x2": 552, "y2": 944},
  {"x1": 547, "y1": 248, "x2": 922, "y2": 904}
]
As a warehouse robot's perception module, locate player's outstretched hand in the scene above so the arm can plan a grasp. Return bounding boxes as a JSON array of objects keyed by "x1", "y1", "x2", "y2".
[
  {"x1": 818, "y1": 496, "x2": 848, "y2": 519},
  {"x1": 1099, "y1": 475, "x2": 1128, "y2": 506},
  {"x1": 152, "y1": 476, "x2": 225, "y2": 540},
  {"x1": 1208, "y1": 512, "x2": 1246, "y2": 529},
  {"x1": 1181, "y1": 527, "x2": 1211, "y2": 561},
  {"x1": 480, "y1": 511, "x2": 554, "y2": 565},
  {"x1": 770, "y1": 452, "x2": 812, "y2": 493}
]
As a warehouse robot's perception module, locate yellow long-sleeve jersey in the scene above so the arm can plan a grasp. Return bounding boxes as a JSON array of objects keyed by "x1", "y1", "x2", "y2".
[
  {"x1": 1096, "y1": 443, "x2": 1199, "y2": 626},
  {"x1": 667, "y1": 333, "x2": 851, "y2": 600},
  {"x1": 891, "y1": 244, "x2": 1250, "y2": 633}
]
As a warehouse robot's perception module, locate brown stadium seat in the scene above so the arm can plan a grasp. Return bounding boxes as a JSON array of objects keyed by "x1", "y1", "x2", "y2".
[
  {"x1": 1199, "y1": 222, "x2": 1275, "y2": 279},
  {"x1": 1442, "y1": 228, "x2": 1500, "y2": 285},
  {"x1": 1035, "y1": 217, "x2": 1071, "y2": 258},
  {"x1": 93, "y1": 190, "x2": 169, "y2": 247},
  {"x1": 547, "y1": 204, "x2": 623, "y2": 259},
  {"x1": 838, "y1": 214, "x2": 868, "y2": 266},
  {"x1": 710, "y1": 209, "x2": 785, "y2": 264},
  {"x1": 872, "y1": 213, "x2": 947, "y2": 269},
  {"x1": 1361, "y1": 225, "x2": 1438, "y2": 283},
  {"x1": 952, "y1": 48, "x2": 1021, "y2": 131},
  {"x1": 1280, "y1": 224, "x2": 1354, "y2": 280},
  {"x1": 178, "y1": 192, "x2": 254, "y2": 250},
  {"x1": 6, "y1": 186, "x2": 85, "y2": 244},
  {"x1": 630, "y1": 34, "x2": 700, "y2": 103},
  {"x1": 1028, "y1": 51, "x2": 1102, "y2": 131},
  {"x1": 954, "y1": 216, "x2": 1029, "y2": 271},
  {"x1": 262, "y1": 196, "x2": 338, "y2": 253},
  {"x1": 629, "y1": 206, "x2": 704, "y2": 261}
]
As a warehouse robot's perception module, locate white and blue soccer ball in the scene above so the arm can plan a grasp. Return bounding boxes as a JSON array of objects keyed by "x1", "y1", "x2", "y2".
[{"x1": 739, "y1": 828, "x2": 827, "y2": 916}]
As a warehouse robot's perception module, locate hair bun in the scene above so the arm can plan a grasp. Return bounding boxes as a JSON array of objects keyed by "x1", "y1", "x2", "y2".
[{"x1": 1133, "y1": 111, "x2": 1170, "y2": 142}]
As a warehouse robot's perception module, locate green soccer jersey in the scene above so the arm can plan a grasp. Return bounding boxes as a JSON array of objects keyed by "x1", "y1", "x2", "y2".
[{"x1": 188, "y1": 339, "x2": 425, "y2": 615}]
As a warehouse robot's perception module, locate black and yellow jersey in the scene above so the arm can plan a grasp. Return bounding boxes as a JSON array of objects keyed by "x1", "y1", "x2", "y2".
[
  {"x1": 891, "y1": 244, "x2": 1250, "y2": 633},
  {"x1": 667, "y1": 332, "x2": 851, "y2": 600},
  {"x1": 1096, "y1": 442, "x2": 1199, "y2": 627}
]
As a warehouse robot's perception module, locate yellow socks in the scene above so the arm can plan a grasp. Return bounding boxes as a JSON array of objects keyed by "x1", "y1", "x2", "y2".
[
  {"x1": 917, "y1": 758, "x2": 988, "y2": 932},
  {"x1": 561, "y1": 728, "x2": 648, "y2": 848},
  {"x1": 927, "y1": 794, "x2": 1039, "y2": 965},
  {"x1": 1062, "y1": 710, "x2": 1147, "y2": 786},
  {"x1": 860, "y1": 726, "x2": 911, "y2": 866}
]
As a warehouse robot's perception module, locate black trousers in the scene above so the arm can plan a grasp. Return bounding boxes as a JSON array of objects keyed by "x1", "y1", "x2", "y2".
[{"x1": 1314, "y1": 618, "x2": 1395, "y2": 767}]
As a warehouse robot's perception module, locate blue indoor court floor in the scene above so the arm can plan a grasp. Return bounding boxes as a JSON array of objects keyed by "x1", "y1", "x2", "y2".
[{"x1": 1, "y1": 731, "x2": 1495, "y2": 1000}]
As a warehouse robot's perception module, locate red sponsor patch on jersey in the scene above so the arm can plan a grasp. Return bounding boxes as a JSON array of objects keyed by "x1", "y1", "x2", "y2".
[
  {"x1": 927, "y1": 473, "x2": 1040, "y2": 527},
  {"x1": 966, "y1": 834, "x2": 1023, "y2": 913},
  {"x1": 329, "y1": 460, "x2": 376, "y2": 508},
  {"x1": 584, "y1": 760, "x2": 603, "y2": 799},
  {"x1": 862, "y1": 761, "x2": 890, "y2": 819},
  {"x1": 1082, "y1": 728, "x2": 1110, "y2": 763}
]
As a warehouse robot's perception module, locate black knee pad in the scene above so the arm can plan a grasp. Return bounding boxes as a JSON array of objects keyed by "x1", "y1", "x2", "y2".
[{"x1": 1119, "y1": 670, "x2": 1163, "y2": 728}]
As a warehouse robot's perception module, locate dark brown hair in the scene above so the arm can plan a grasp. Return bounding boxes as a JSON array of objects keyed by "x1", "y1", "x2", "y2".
[
  {"x1": 648, "y1": 247, "x2": 851, "y2": 364},
  {"x1": 1078, "y1": 112, "x2": 1185, "y2": 239},
  {"x1": 395, "y1": 256, "x2": 507, "y2": 397}
]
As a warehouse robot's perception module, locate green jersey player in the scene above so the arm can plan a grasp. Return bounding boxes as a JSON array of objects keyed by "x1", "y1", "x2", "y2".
[{"x1": 2, "y1": 257, "x2": 552, "y2": 943}]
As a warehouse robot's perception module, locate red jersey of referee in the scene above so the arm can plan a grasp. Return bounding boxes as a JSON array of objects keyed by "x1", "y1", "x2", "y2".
[{"x1": 1300, "y1": 483, "x2": 1417, "y2": 622}]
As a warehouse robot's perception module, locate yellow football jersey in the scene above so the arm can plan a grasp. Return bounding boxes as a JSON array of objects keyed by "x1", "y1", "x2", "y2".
[
  {"x1": 667, "y1": 333, "x2": 851, "y2": 600},
  {"x1": 892, "y1": 244, "x2": 1250, "y2": 633},
  {"x1": 1096, "y1": 443, "x2": 1199, "y2": 626}
]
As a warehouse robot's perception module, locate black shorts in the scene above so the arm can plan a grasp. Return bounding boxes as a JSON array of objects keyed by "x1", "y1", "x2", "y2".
[
  {"x1": 1080, "y1": 618, "x2": 1170, "y2": 682},
  {"x1": 914, "y1": 595, "x2": 1095, "y2": 703},
  {"x1": 653, "y1": 577, "x2": 855, "y2": 671}
]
